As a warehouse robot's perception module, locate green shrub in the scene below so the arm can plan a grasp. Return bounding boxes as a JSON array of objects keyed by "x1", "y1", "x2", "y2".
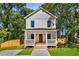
[
  {"x1": 57, "y1": 43, "x2": 66, "y2": 48},
  {"x1": 64, "y1": 44, "x2": 73, "y2": 48},
  {"x1": 67, "y1": 33, "x2": 74, "y2": 42}
]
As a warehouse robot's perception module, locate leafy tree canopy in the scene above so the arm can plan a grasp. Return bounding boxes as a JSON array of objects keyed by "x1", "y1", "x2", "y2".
[{"x1": 0, "y1": 3, "x2": 33, "y2": 41}]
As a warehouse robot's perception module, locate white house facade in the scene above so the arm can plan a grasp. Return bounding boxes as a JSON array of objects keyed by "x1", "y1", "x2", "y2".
[{"x1": 24, "y1": 7, "x2": 57, "y2": 47}]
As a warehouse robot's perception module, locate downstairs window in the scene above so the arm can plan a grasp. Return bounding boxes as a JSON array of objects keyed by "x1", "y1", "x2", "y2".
[
  {"x1": 47, "y1": 34, "x2": 51, "y2": 39},
  {"x1": 31, "y1": 34, "x2": 34, "y2": 39}
]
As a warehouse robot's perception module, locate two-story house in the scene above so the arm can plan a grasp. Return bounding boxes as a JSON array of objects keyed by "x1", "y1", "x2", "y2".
[{"x1": 24, "y1": 7, "x2": 57, "y2": 47}]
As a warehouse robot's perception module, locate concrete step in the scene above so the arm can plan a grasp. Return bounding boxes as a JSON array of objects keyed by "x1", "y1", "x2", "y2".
[{"x1": 34, "y1": 43, "x2": 47, "y2": 49}]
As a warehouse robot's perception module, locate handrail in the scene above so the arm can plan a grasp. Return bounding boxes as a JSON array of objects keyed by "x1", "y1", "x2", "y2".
[
  {"x1": 47, "y1": 39, "x2": 56, "y2": 43},
  {"x1": 25, "y1": 39, "x2": 34, "y2": 43}
]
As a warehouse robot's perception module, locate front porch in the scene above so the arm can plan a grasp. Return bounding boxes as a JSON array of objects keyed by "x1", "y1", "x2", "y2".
[{"x1": 24, "y1": 29, "x2": 57, "y2": 47}]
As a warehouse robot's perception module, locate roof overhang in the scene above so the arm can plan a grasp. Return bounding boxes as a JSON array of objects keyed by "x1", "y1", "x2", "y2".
[{"x1": 24, "y1": 28, "x2": 57, "y2": 30}]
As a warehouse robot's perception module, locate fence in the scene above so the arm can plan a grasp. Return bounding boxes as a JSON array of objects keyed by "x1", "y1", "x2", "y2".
[{"x1": 0, "y1": 39, "x2": 20, "y2": 48}]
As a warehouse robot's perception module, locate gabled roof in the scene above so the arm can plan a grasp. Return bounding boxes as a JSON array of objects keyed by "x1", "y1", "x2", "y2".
[{"x1": 24, "y1": 7, "x2": 57, "y2": 19}]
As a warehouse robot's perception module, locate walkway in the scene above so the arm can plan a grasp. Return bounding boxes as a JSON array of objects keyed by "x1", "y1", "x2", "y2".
[
  {"x1": 0, "y1": 50, "x2": 22, "y2": 56},
  {"x1": 31, "y1": 43, "x2": 50, "y2": 56}
]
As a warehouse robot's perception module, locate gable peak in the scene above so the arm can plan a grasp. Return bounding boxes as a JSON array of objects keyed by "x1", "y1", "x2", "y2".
[{"x1": 24, "y1": 7, "x2": 57, "y2": 19}]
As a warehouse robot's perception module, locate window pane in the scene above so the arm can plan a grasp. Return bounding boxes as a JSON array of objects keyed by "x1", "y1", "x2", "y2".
[
  {"x1": 31, "y1": 21, "x2": 34, "y2": 27},
  {"x1": 47, "y1": 20, "x2": 51, "y2": 27},
  {"x1": 47, "y1": 34, "x2": 51, "y2": 39},
  {"x1": 31, "y1": 34, "x2": 34, "y2": 39}
]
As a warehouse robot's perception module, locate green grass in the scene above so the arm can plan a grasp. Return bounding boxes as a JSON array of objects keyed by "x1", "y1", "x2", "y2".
[
  {"x1": 0, "y1": 46, "x2": 22, "y2": 51},
  {"x1": 17, "y1": 48, "x2": 33, "y2": 55},
  {"x1": 48, "y1": 48, "x2": 79, "y2": 56}
]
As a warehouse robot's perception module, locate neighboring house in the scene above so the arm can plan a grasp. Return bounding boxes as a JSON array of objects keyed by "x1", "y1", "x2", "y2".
[{"x1": 24, "y1": 7, "x2": 57, "y2": 47}]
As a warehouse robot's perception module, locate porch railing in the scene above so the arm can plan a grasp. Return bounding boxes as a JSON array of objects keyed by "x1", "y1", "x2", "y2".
[
  {"x1": 47, "y1": 39, "x2": 57, "y2": 46},
  {"x1": 24, "y1": 39, "x2": 35, "y2": 46}
]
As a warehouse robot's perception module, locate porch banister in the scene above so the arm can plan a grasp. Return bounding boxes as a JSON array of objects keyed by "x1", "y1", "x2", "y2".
[
  {"x1": 25, "y1": 31, "x2": 27, "y2": 40},
  {"x1": 46, "y1": 32, "x2": 47, "y2": 46}
]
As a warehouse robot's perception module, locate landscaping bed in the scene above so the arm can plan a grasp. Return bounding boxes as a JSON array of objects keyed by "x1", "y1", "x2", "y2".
[{"x1": 48, "y1": 48, "x2": 79, "y2": 56}]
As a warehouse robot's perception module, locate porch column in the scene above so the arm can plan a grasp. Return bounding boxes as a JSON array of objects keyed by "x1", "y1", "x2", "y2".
[
  {"x1": 55, "y1": 30, "x2": 57, "y2": 47},
  {"x1": 34, "y1": 33, "x2": 36, "y2": 46},
  {"x1": 46, "y1": 32, "x2": 47, "y2": 46},
  {"x1": 24, "y1": 30, "x2": 27, "y2": 48}
]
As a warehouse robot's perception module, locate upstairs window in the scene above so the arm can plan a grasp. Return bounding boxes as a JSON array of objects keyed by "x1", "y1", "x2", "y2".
[
  {"x1": 47, "y1": 20, "x2": 51, "y2": 27},
  {"x1": 31, "y1": 34, "x2": 34, "y2": 39},
  {"x1": 47, "y1": 34, "x2": 51, "y2": 39},
  {"x1": 31, "y1": 20, "x2": 34, "y2": 27}
]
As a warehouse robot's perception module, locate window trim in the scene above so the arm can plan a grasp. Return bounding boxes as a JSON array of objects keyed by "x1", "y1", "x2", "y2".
[{"x1": 31, "y1": 20, "x2": 35, "y2": 27}]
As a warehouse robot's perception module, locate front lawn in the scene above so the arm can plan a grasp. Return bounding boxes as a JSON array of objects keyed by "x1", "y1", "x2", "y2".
[
  {"x1": 17, "y1": 48, "x2": 33, "y2": 55},
  {"x1": 0, "y1": 46, "x2": 22, "y2": 51},
  {"x1": 48, "y1": 48, "x2": 79, "y2": 56}
]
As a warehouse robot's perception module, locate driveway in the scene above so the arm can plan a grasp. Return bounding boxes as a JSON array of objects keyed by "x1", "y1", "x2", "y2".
[{"x1": 0, "y1": 50, "x2": 22, "y2": 56}]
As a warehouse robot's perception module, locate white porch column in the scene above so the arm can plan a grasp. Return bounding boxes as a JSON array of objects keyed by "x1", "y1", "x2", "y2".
[
  {"x1": 55, "y1": 30, "x2": 57, "y2": 47},
  {"x1": 25, "y1": 31, "x2": 27, "y2": 40},
  {"x1": 46, "y1": 32, "x2": 47, "y2": 46},
  {"x1": 34, "y1": 33, "x2": 36, "y2": 46},
  {"x1": 24, "y1": 30, "x2": 27, "y2": 48}
]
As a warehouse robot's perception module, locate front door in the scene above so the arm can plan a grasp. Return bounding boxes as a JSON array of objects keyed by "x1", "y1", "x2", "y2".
[{"x1": 39, "y1": 34, "x2": 43, "y2": 43}]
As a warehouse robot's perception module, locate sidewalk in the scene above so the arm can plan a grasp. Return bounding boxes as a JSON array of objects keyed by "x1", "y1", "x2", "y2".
[{"x1": 31, "y1": 43, "x2": 50, "y2": 56}]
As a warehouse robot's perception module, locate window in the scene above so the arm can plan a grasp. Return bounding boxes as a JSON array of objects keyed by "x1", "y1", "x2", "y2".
[
  {"x1": 47, "y1": 20, "x2": 51, "y2": 27},
  {"x1": 47, "y1": 34, "x2": 51, "y2": 39},
  {"x1": 31, "y1": 34, "x2": 34, "y2": 39},
  {"x1": 31, "y1": 20, "x2": 34, "y2": 27}
]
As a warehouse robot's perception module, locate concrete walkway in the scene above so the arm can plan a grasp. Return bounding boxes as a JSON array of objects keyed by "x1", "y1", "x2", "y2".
[
  {"x1": 0, "y1": 50, "x2": 22, "y2": 56},
  {"x1": 31, "y1": 43, "x2": 50, "y2": 56},
  {"x1": 31, "y1": 49, "x2": 50, "y2": 56}
]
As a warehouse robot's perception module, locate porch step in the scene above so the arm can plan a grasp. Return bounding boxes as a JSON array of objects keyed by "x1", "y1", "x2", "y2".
[{"x1": 34, "y1": 43, "x2": 47, "y2": 49}]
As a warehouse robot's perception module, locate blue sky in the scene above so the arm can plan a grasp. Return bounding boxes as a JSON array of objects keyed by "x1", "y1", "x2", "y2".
[{"x1": 27, "y1": 3, "x2": 43, "y2": 10}]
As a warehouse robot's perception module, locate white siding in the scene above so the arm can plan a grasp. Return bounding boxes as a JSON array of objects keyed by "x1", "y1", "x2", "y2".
[{"x1": 25, "y1": 10, "x2": 56, "y2": 29}]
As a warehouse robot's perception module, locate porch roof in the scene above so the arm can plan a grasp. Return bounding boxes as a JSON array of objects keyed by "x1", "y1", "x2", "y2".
[{"x1": 24, "y1": 28, "x2": 57, "y2": 30}]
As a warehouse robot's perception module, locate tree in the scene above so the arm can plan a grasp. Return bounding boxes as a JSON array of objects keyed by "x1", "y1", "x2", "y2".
[
  {"x1": 0, "y1": 28, "x2": 10, "y2": 47},
  {"x1": 0, "y1": 3, "x2": 33, "y2": 41},
  {"x1": 42, "y1": 3, "x2": 79, "y2": 42}
]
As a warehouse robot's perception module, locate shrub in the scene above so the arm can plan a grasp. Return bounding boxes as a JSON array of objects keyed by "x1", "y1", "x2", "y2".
[
  {"x1": 67, "y1": 32, "x2": 74, "y2": 42},
  {"x1": 64, "y1": 44, "x2": 73, "y2": 48},
  {"x1": 57, "y1": 38, "x2": 68, "y2": 48},
  {"x1": 58, "y1": 38, "x2": 67, "y2": 45}
]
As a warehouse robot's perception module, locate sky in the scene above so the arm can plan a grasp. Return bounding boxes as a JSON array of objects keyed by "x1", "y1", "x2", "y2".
[{"x1": 27, "y1": 3, "x2": 43, "y2": 10}]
